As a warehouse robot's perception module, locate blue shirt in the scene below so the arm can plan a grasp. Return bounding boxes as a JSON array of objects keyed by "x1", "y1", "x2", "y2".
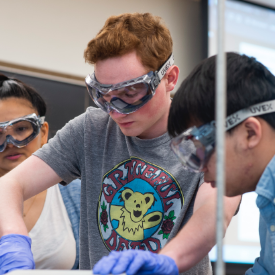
[
  {"x1": 59, "y1": 179, "x2": 81, "y2": 270},
  {"x1": 246, "y1": 156, "x2": 275, "y2": 275}
]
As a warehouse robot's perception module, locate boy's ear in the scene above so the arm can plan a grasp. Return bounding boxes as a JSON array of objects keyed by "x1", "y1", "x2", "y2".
[
  {"x1": 243, "y1": 117, "x2": 262, "y2": 149},
  {"x1": 165, "y1": 65, "x2": 179, "y2": 93}
]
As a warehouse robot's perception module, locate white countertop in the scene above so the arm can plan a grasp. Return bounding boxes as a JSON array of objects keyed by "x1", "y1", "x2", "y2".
[
  {"x1": 10, "y1": 271, "x2": 92, "y2": 275},
  {"x1": 10, "y1": 270, "x2": 125, "y2": 275}
]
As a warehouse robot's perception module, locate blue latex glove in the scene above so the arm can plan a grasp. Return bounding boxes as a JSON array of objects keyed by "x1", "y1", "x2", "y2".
[
  {"x1": 93, "y1": 250, "x2": 179, "y2": 275},
  {"x1": 0, "y1": 234, "x2": 35, "y2": 274}
]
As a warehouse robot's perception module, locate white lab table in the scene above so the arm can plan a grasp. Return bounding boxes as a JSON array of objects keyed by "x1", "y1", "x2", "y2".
[
  {"x1": 10, "y1": 271, "x2": 125, "y2": 275},
  {"x1": 10, "y1": 271, "x2": 93, "y2": 275}
]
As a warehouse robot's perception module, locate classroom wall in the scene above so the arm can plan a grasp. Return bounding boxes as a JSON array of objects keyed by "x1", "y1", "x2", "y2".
[
  {"x1": 0, "y1": 0, "x2": 206, "y2": 93},
  {"x1": 249, "y1": 0, "x2": 275, "y2": 8}
]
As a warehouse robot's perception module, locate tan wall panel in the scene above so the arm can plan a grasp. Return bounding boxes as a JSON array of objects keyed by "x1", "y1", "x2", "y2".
[{"x1": 0, "y1": 0, "x2": 204, "y2": 92}]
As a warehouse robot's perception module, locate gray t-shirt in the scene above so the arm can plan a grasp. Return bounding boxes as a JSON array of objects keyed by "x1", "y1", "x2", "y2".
[{"x1": 34, "y1": 107, "x2": 211, "y2": 274}]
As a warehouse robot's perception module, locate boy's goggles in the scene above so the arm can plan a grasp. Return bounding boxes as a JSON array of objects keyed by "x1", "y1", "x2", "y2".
[
  {"x1": 171, "y1": 123, "x2": 216, "y2": 172},
  {"x1": 171, "y1": 99, "x2": 275, "y2": 172},
  {"x1": 85, "y1": 53, "x2": 174, "y2": 114},
  {"x1": 0, "y1": 113, "x2": 45, "y2": 152}
]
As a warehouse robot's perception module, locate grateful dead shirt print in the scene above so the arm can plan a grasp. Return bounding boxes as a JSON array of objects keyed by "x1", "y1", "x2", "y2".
[{"x1": 98, "y1": 157, "x2": 184, "y2": 252}]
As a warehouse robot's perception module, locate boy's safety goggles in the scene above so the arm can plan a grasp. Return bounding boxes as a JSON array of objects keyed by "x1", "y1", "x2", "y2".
[
  {"x1": 0, "y1": 113, "x2": 45, "y2": 152},
  {"x1": 171, "y1": 99, "x2": 275, "y2": 172},
  {"x1": 85, "y1": 53, "x2": 174, "y2": 114}
]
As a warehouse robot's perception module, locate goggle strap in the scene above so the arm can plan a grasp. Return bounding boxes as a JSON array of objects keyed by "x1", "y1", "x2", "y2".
[
  {"x1": 226, "y1": 99, "x2": 275, "y2": 130},
  {"x1": 157, "y1": 53, "x2": 175, "y2": 81},
  {"x1": 39, "y1": 116, "x2": 45, "y2": 125}
]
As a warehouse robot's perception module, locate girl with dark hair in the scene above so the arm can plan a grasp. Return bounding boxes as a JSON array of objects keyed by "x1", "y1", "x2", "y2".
[{"x1": 0, "y1": 73, "x2": 80, "y2": 270}]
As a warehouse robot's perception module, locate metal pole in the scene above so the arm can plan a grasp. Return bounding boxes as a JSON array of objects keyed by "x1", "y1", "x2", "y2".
[{"x1": 215, "y1": 0, "x2": 226, "y2": 274}]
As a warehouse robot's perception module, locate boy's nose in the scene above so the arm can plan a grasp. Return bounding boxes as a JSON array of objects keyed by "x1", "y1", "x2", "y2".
[
  {"x1": 110, "y1": 109, "x2": 127, "y2": 118},
  {"x1": 200, "y1": 165, "x2": 208, "y2": 173}
]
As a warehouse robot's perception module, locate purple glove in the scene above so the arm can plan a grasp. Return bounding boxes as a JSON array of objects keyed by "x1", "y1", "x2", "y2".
[
  {"x1": 93, "y1": 250, "x2": 179, "y2": 275},
  {"x1": 0, "y1": 234, "x2": 35, "y2": 274}
]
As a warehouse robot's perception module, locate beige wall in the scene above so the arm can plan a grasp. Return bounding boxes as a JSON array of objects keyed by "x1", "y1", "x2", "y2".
[{"x1": 0, "y1": 0, "x2": 205, "y2": 92}]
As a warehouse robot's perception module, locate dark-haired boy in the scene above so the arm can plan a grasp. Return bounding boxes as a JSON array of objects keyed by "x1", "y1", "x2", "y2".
[
  {"x1": 0, "y1": 14, "x2": 240, "y2": 275},
  {"x1": 169, "y1": 52, "x2": 275, "y2": 274}
]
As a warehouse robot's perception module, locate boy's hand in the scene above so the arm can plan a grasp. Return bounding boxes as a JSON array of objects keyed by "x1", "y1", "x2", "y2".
[
  {"x1": 0, "y1": 234, "x2": 35, "y2": 274},
  {"x1": 93, "y1": 250, "x2": 179, "y2": 275}
]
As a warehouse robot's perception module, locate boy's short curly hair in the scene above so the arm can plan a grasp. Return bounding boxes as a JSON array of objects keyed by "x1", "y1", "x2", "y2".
[{"x1": 84, "y1": 13, "x2": 173, "y2": 71}]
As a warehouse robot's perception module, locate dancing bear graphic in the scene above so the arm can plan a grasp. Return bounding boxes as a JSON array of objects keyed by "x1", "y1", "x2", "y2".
[
  {"x1": 98, "y1": 157, "x2": 183, "y2": 252},
  {"x1": 110, "y1": 188, "x2": 162, "y2": 241}
]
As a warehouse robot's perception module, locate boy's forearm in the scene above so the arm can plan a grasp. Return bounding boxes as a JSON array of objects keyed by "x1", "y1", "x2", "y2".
[
  {"x1": 159, "y1": 202, "x2": 217, "y2": 272},
  {"x1": 0, "y1": 156, "x2": 62, "y2": 237},
  {"x1": 159, "y1": 195, "x2": 240, "y2": 272},
  {"x1": 0, "y1": 176, "x2": 28, "y2": 237}
]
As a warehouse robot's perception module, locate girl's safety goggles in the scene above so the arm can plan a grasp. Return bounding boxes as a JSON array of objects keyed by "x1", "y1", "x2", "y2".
[
  {"x1": 0, "y1": 113, "x2": 45, "y2": 152},
  {"x1": 171, "y1": 99, "x2": 275, "y2": 172},
  {"x1": 85, "y1": 53, "x2": 174, "y2": 114}
]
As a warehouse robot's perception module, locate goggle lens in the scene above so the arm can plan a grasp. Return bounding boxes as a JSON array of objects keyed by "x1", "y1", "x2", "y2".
[
  {"x1": 0, "y1": 114, "x2": 44, "y2": 152},
  {"x1": 88, "y1": 82, "x2": 152, "y2": 114},
  {"x1": 102, "y1": 82, "x2": 149, "y2": 104},
  {"x1": 171, "y1": 133, "x2": 207, "y2": 172},
  {"x1": 0, "y1": 121, "x2": 35, "y2": 145}
]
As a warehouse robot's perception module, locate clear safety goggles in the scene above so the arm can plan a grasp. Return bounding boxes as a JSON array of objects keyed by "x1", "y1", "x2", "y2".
[
  {"x1": 0, "y1": 113, "x2": 45, "y2": 152},
  {"x1": 85, "y1": 53, "x2": 174, "y2": 114},
  {"x1": 171, "y1": 99, "x2": 275, "y2": 172}
]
